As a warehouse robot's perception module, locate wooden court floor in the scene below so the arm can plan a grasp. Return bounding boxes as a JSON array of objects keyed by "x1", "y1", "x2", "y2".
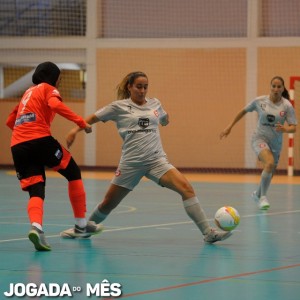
[{"x1": 1, "y1": 169, "x2": 300, "y2": 299}]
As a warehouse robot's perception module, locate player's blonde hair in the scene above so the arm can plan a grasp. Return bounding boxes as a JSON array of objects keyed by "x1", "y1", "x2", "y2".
[{"x1": 116, "y1": 71, "x2": 147, "y2": 100}]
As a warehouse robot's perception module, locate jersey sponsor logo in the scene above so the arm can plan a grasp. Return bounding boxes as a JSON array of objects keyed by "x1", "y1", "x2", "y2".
[
  {"x1": 138, "y1": 118, "x2": 149, "y2": 128},
  {"x1": 259, "y1": 143, "x2": 267, "y2": 149},
  {"x1": 55, "y1": 149, "x2": 62, "y2": 159},
  {"x1": 262, "y1": 114, "x2": 276, "y2": 127},
  {"x1": 280, "y1": 111, "x2": 286, "y2": 117},
  {"x1": 154, "y1": 110, "x2": 159, "y2": 117},
  {"x1": 266, "y1": 114, "x2": 275, "y2": 123},
  {"x1": 15, "y1": 112, "x2": 36, "y2": 126},
  {"x1": 127, "y1": 129, "x2": 155, "y2": 134}
]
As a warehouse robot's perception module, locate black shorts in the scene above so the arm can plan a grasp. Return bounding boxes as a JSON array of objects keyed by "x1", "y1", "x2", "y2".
[{"x1": 11, "y1": 136, "x2": 70, "y2": 190}]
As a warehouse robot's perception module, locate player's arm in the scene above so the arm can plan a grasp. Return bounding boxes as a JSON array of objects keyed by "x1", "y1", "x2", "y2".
[
  {"x1": 48, "y1": 97, "x2": 91, "y2": 132},
  {"x1": 220, "y1": 109, "x2": 247, "y2": 139},
  {"x1": 160, "y1": 113, "x2": 169, "y2": 126},
  {"x1": 275, "y1": 123, "x2": 296, "y2": 133},
  {"x1": 66, "y1": 113, "x2": 99, "y2": 148},
  {"x1": 6, "y1": 104, "x2": 19, "y2": 130}
]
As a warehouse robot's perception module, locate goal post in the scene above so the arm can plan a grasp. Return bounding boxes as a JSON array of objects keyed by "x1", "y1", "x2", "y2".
[{"x1": 287, "y1": 76, "x2": 300, "y2": 176}]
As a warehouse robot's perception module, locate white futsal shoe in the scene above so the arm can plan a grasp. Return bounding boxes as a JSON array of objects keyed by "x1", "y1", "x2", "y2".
[
  {"x1": 258, "y1": 196, "x2": 270, "y2": 210},
  {"x1": 252, "y1": 191, "x2": 270, "y2": 210},
  {"x1": 28, "y1": 226, "x2": 51, "y2": 251},
  {"x1": 203, "y1": 228, "x2": 232, "y2": 244},
  {"x1": 60, "y1": 221, "x2": 104, "y2": 239}
]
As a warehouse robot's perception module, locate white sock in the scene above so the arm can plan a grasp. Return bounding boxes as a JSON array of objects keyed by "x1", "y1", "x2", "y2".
[
  {"x1": 183, "y1": 197, "x2": 211, "y2": 235},
  {"x1": 88, "y1": 206, "x2": 108, "y2": 223},
  {"x1": 75, "y1": 218, "x2": 87, "y2": 228}
]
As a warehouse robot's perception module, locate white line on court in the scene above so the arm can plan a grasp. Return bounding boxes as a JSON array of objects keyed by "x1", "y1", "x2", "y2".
[{"x1": 0, "y1": 209, "x2": 300, "y2": 244}]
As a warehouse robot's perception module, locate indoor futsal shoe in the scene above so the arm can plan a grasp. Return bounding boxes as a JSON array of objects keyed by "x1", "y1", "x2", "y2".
[
  {"x1": 60, "y1": 221, "x2": 104, "y2": 239},
  {"x1": 258, "y1": 196, "x2": 270, "y2": 210},
  {"x1": 28, "y1": 226, "x2": 51, "y2": 251},
  {"x1": 252, "y1": 191, "x2": 270, "y2": 210},
  {"x1": 203, "y1": 228, "x2": 232, "y2": 244}
]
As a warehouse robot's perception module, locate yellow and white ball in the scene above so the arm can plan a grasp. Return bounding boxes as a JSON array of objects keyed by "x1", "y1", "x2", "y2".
[{"x1": 214, "y1": 206, "x2": 240, "y2": 231}]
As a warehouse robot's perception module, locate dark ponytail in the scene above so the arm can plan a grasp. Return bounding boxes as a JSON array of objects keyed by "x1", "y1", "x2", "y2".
[{"x1": 282, "y1": 87, "x2": 290, "y2": 100}]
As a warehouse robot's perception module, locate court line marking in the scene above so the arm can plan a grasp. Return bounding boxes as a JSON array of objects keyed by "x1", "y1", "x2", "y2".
[
  {"x1": 4, "y1": 170, "x2": 300, "y2": 184},
  {"x1": 112, "y1": 263, "x2": 300, "y2": 299},
  {"x1": 0, "y1": 209, "x2": 299, "y2": 244}
]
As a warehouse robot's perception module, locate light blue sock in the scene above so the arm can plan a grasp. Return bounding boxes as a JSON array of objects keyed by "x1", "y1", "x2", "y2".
[
  {"x1": 89, "y1": 206, "x2": 108, "y2": 223},
  {"x1": 259, "y1": 170, "x2": 273, "y2": 197}
]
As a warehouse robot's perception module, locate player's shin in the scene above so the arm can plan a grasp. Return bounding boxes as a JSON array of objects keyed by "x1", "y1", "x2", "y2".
[{"x1": 183, "y1": 197, "x2": 211, "y2": 235}]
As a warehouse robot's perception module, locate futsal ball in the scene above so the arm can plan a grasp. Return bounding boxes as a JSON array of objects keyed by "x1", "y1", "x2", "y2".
[{"x1": 214, "y1": 206, "x2": 240, "y2": 231}]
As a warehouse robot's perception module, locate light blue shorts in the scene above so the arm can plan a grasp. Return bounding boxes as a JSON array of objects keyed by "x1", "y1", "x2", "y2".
[
  {"x1": 251, "y1": 137, "x2": 281, "y2": 165},
  {"x1": 111, "y1": 157, "x2": 175, "y2": 190}
]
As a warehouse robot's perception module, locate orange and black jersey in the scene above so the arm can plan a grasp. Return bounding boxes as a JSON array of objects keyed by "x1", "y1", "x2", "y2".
[{"x1": 6, "y1": 83, "x2": 86, "y2": 146}]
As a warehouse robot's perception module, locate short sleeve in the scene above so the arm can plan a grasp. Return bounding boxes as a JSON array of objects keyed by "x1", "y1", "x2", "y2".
[{"x1": 94, "y1": 103, "x2": 117, "y2": 122}]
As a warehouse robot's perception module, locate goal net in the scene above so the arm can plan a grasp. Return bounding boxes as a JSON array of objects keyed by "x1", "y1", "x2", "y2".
[{"x1": 1, "y1": 0, "x2": 300, "y2": 175}]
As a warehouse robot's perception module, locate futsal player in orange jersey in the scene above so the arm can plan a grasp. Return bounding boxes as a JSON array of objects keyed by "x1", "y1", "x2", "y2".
[{"x1": 6, "y1": 62, "x2": 102, "y2": 251}]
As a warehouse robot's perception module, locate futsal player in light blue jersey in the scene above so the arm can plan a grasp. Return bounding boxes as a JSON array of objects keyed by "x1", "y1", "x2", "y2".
[
  {"x1": 60, "y1": 71, "x2": 232, "y2": 244},
  {"x1": 220, "y1": 76, "x2": 297, "y2": 210}
]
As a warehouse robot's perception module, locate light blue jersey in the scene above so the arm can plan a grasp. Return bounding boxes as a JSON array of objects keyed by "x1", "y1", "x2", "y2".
[
  {"x1": 95, "y1": 97, "x2": 168, "y2": 166},
  {"x1": 245, "y1": 95, "x2": 297, "y2": 162}
]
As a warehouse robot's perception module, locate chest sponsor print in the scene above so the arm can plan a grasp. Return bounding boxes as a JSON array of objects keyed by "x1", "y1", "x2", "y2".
[{"x1": 138, "y1": 118, "x2": 149, "y2": 128}]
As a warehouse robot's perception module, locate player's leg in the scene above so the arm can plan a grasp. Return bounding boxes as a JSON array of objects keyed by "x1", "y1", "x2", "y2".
[
  {"x1": 255, "y1": 148, "x2": 274, "y2": 209},
  {"x1": 252, "y1": 148, "x2": 274, "y2": 210},
  {"x1": 89, "y1": 183, "x2": 131, "y2": 223},
  {"x1": 57, "y1": 157, "x2": 87, "y2": 226},
  {"x1": 154, "y1": 167, "x2": 232, "y2": 243},
  {"x1": 61, "y1": 184, "x2": 130, "y2": 238},
  {"x1": 11, "y1": 142, "x2": 51, "y2": 251},
  {"x1": 27, "y1": 182, "x2": 51, "y2": 251},
  {"x1": 89, "y1": 164, "x2": 143, "y2": 223},
  {"x1": 57, "y1": 156, "x2": 103, "y2": 238},
  {"x1": 61, "y1": 164, "x2": 140, "y2": 238},
  {"x1": 40, "y1": 136, "x2": 100, "y2": 238}
]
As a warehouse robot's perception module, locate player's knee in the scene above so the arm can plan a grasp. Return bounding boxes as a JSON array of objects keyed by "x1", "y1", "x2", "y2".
[
  {"x1": 58, "y1": 157, "x2": 81, "y2": 181},
  {"x1": 264, "y1": 161, "x2": 275, "y2": 172},
  {"x1": 181, "y1": 182, "x2": 195, "y2": 199},
  {"x1": 28, "y1": 182, "x2": 45, "y2": 199}
]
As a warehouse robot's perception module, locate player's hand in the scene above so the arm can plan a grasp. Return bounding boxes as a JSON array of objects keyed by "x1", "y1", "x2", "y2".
[
  {"x1": 220, "y1": 127, "x2": 231, "y2": 139},
  {"x1": 275, "y1": 122, "x2": 285, "y2": 132},
  {"x1": 84, "y1": 123, "x2": 92, "y2": 133}
]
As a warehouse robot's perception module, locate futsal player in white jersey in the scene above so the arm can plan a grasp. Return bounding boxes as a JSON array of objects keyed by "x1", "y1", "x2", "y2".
[
  {"x1": 220, "y1": 76, "x2": 297, "y2": 210},
  {"x1": 60, "y1": 71, "x2": 232, "y2": 243}
]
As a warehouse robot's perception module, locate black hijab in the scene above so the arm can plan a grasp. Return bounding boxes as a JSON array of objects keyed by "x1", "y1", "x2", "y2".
[{"x1": 32, "y1": 61, "x2": 61, "y2": 87}]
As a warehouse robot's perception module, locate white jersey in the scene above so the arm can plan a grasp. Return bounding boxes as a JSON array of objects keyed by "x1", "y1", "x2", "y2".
[
  {"x1": 95, "y1": 97, "x2": 168, "y2": 166},
  {"x1": 245, "y1": 95, "x2": 297, "y2": 151}
]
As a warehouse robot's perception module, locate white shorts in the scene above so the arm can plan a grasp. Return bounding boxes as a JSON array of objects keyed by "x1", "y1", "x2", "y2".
[
  {"x1": 111, "y1": 157, "x2": 175, "y2": 190},
  {"x1": 251, "y1": 137, "x2": 281, "y2": 165}
]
